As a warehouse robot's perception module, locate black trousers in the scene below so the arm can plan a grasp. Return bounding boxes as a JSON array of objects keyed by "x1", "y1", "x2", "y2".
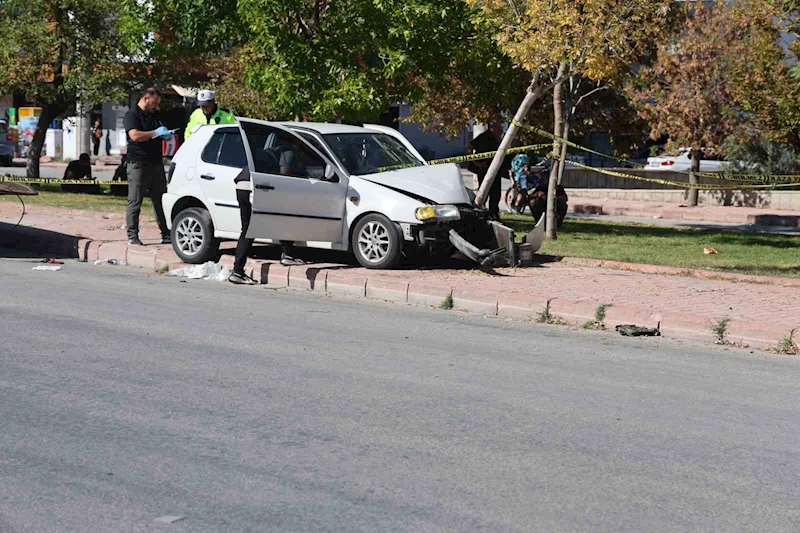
[
  {"x1": 125, "y1": 161, "x2": 169, "y2": 239},
  {"x1": 234, "y1": 190, "x2": 297, "y2": 274},
  {"x1": 476, "y1": 169, "x2": 502, "y2": 218},
  {"x1": 234, "y1": 189, "x2": 254, "y2": 274}
]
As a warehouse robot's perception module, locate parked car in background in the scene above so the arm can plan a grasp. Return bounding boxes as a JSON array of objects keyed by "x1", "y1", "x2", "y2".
[
  {"x1": 646, "y1": 148, "x2": 730, "y2": 172},
  {"x1": 0, "y1": 120, "x2": 15, "y2": 166},
  {"x1": 163, "y1": 119, "x2": 542, "y2": 269}
]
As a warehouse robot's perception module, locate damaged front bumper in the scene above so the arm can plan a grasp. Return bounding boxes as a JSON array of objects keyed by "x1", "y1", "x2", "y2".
[{"x1": 406, "y1": 207, "x2": 546, "y2": 268}]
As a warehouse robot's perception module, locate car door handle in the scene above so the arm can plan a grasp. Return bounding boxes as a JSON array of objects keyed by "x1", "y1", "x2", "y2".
[
  {"x1": 200, "y1": 174, "x2": 215, "y2": 180},
  {"x1": 255, "y1": 184, "x2": 275, "y2": 191}
]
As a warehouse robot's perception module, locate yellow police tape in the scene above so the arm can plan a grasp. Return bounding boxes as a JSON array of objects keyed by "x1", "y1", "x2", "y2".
[
  {"x1": 513, "y1": 121, "x2": 647, "y2": 170},
  {"x1": 513, "y1": 120, "x2": 800, "y2": 184},
  {"x1": 376, "y1": 143, "x2": 551, "y2": 172},
  {"x1": 0, "y1": 175, "x2": 128, "y2": 186},
  {"x1": 562, "y1": 157, "x2": 800, "y2": 190}
]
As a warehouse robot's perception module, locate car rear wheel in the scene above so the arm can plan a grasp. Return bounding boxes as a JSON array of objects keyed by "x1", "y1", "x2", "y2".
[
  {"x1": 171, "y1": 207, "x2": 220, "y2": 264},
  {"x1": 352, "y1": 213, "x2": 402, "y2": 269}
]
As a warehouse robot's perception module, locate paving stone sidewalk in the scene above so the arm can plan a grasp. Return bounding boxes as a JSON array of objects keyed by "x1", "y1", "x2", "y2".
[{"x1": 2, "y1": 201, "x2": 798, "y2": 349}]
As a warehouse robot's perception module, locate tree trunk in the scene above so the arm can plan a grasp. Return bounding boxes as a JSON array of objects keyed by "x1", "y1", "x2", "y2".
[
  {"x1": 474, "y1": 68, "x2": 572, "y2": 208},
  {"x1": 474, "y1": 78, "x2": 544, "y2": 208},
  {"x1": 556, "y1": 90, "x2": 572, "y2": 186},
  {"x1": 556, "y1": 75, "x2": 575, "y2": 186},
  {"x1": 26, "y1": 105, "x2": 54, "y2": 179},
  {"x1": 546, "y1": 62, "x2": 569, "y2": 240},
  {"x1": 687, "y1": 148, "x2": 700, "y2": 207}
]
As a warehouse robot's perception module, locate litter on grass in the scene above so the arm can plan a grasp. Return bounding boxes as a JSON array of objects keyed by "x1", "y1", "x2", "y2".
[
  {"x1": 32, "y1": 265, "x2": 62, "y2": 271},
  {"x1": 167, "y1": 261, "x2": 231, "y2": 281}
]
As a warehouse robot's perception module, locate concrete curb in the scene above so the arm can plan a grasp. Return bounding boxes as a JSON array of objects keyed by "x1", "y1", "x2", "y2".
[
  {"x1": 4, "y1": 227, "x2": 791, "y2": 348},
  {"x1": 63, "y1": 238, "x2": 794, "y2": 350}
]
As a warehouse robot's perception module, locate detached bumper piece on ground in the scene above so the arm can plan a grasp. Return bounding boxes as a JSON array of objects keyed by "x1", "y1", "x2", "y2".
[{"x1": 448, "y1": 214, "x2": 545, "y2": 268}]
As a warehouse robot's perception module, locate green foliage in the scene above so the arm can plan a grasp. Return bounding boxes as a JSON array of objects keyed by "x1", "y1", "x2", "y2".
[
  {"x1": 0, "y1": 0, "x2": 135, "y2": 112},
  {"x1": 537, "y1": 299, "x2": 554, "y2": 324},
  {"x1": 774, "y1": 329, "x2": 799, "y2": 355},
  {"x1": 117, "y1": 0, "x2": 244, "y2": 79},
  {"x1": 238, "y1": 0, "x2": 492, "y2": 122},
  {"x1": 723, "y1": 134, "x2": 800, "y2": 174},
  {"x1": 440, "y1": 293, "x2": 454, "y2": 310},
  {"x1": 629, "y1": 0, "x2": 800, "y2": 158},
  {"x1": 468, "y1": 0, "x2": 673, "y2": 82},
  {"x1": 712, "y1": 317, "x2": 732, "y2": 345}
]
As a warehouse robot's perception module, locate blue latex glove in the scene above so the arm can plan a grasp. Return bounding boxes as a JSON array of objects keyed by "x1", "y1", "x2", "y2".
[{"x1": 154, "y1": 126, "x2": 170, "y2": 139}]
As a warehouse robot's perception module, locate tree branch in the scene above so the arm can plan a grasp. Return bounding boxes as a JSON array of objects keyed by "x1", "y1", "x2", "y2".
[{"x1": 573, "y1": 85, "x2": 607, "y2": 111}]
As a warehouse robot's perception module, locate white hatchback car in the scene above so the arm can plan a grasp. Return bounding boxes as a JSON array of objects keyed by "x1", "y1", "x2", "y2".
[{"x1": 163, "y1": 119, "x2": 542, "y2": 269}]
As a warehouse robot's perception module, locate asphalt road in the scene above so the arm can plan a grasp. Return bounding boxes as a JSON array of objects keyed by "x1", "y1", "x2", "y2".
[{"x1": 2, "y1": 256, "x2": 800, "y2": 532}]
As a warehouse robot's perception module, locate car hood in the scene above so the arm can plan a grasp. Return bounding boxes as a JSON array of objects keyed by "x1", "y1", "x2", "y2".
[{"x1": 359, "y1": 164, "x2": 470, "y2": 205}]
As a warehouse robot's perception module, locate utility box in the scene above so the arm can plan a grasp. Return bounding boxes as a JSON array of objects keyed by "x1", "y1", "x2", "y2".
[{"x1": 45, "y1": 129, "x2": 63, "y2": 159}]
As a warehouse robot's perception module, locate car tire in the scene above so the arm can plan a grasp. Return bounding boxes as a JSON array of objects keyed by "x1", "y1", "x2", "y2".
[
  {"x1": 352, "y1": 213, "x2": 402, "y2": 269},
  {"x1": 171, "y1": 207, "x2": 220, "y2": 264}
]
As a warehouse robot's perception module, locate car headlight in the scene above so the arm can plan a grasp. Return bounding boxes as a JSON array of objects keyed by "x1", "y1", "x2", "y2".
[{"x1": 415, "y1": 205, "x2": 461, "y2": 222}]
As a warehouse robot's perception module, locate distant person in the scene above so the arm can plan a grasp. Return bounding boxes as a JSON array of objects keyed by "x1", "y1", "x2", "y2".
[
  {"x1": 275, "y1": 142, "x2": 307, "y2": 266},
  {"x1": 104, "y1": 129, "x2": 112, "y2": 156},
  {"x1": 123, "y1": 87, "x2": 172, "y2": 246},
  {"x1": 184, "y1": 89, "x2": 236, "y2": 140},
  {"x1": 530, "y1": 171, "x2": 569, "y2": 227},
  {"x1": 62, "y1": 153, "x2": 101, "y2": 193},
  {"x1": 64, "y1": 153, "x2": 92, "y2": 180},
  {"x1": 510, "y1": 153, "x2": 538, "y2": 210},
  {"x1": 467, "y1": 121, "x2": 508, "y2": 220},
  {"x1": 91, "y1": 120, "x2": 102, "y2": 157}
]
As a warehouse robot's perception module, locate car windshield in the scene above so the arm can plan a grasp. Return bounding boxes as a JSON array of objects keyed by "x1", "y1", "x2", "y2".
[{"x1": 322, "y1": 133, "x2": 422, "y2": 175}]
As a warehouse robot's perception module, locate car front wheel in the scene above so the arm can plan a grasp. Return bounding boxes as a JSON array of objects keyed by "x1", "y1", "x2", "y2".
[
  {"x1": 352, "y1": 213, "x2": 402, "y2": 269},
  {"x1": 171, "y1": 207, "x2": 220, "y2": 264}
]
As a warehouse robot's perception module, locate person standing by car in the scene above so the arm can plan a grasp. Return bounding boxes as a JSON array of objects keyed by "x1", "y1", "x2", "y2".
[
  {"x1": 123, "y1": 87, "x2": 172, "y2": 246},
  {"x1": 228, "y1": 166, "x2": 258, "y2": 285},
  {"x1": 467, "y1": 121, "x2": 508, "y2": 220},
  {"x1": 184, "y1": 90, "x2": 236, "y2": 140},
  {"x1": 91, "y1": 120, "x2": 102, "y2": 157}
]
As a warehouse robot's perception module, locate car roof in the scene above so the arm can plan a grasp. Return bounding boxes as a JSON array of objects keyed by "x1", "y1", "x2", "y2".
[
  {"x1": 280, "y1": 122, "x2": 379, "y2": 134},
  {"x1": 234, "y1": 118, "x2": 379, "y2": 135}
]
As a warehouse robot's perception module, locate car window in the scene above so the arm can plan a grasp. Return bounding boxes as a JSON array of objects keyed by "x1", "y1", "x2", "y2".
[
  {"x1": 201, "y1": 132, "x2": 224, "y2": 164},
  {"x1": 322, "y1": 133, "x2": 422, "y2": 175},
  {"x1": 241, "y1": 122, "x2": 325, "y2": 179},
  {"x1": 217, "y1": 132, "x2": 247, "y2": 168},
  {"x1": 296, "y1": 131, "x2": 327, "y2": 154}
]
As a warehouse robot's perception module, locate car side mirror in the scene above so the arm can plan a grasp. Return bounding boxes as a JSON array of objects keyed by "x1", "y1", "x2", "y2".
[{"x1": 324, "y1": 164, "x2": 338, "y2": 182}]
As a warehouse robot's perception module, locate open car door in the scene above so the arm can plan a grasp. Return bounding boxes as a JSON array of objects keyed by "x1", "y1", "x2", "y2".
[{"x1": 239, "y1": 120, "x2": 348, "y2": 243}]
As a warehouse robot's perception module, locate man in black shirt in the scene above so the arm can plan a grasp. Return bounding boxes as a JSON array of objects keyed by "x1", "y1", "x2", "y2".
[
  {"x1": 63, "y1": 153, "x2": 92, "y2": 180},
  {"x1": 467, "y1": 121, "x2": 507, "y2": 219},
  {"x1": 123, "y1": 87, "x2": 172, "y2": 246}
]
